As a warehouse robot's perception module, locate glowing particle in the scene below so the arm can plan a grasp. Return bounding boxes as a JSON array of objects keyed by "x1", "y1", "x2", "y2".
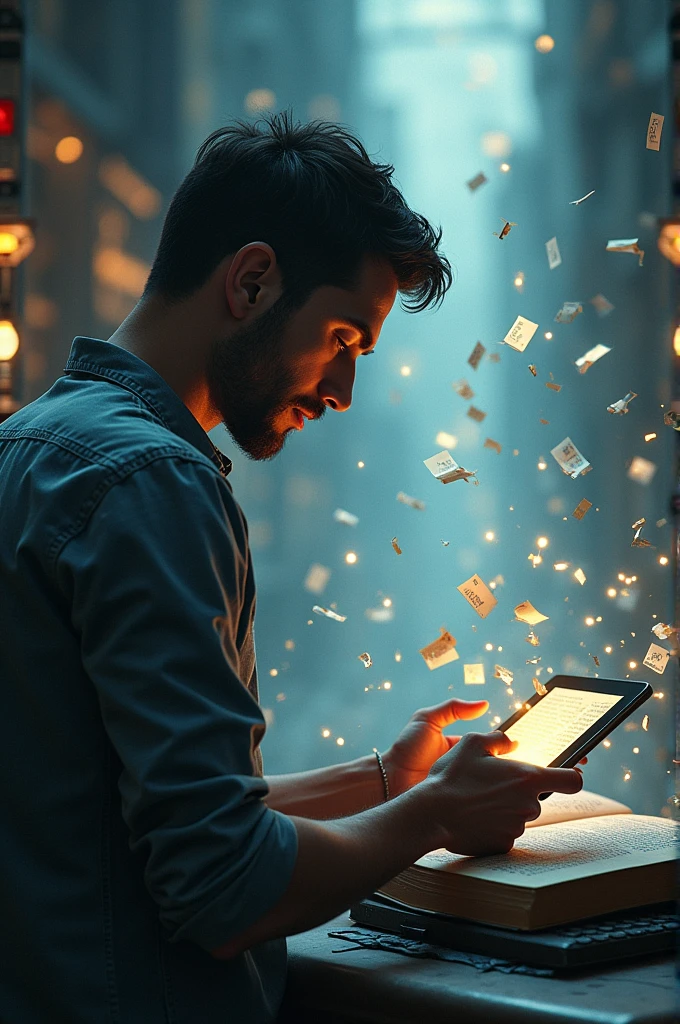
[
  {"x1": 321, "y1": 728, "x2": 332, "y2": 739},
  {"x1": 537, "y1": 459, "x2": 548, "y2": 471},
  {"x1": 536, "y1": 536, "x2": 549, "y2": 549},
  {"x1": 642, "y1": 715, "x2": 649, "y2": 731},
  {"x1": 500, "y1": 162, "x2": 511, "y2": 172},
  {"x1": 382, "y1": 681, "x2": 392, "y2": 690},
  {"x1": 629, "y1": 661, "x2": 638, "y2": 669},
  {"x1": 623, "y1": 770, "x2": 631, "y2": 782},
  {"x1": 633, "y1": 747, "x2": 640, "y2": 754},
  {"x1": 484, "y1": 643, "x2": 494, "y2": 651},
  {"x1": 574, "y1": 568, "x2": 587, "y2": 586},
  {"x1": 603, "y1": 739, "x2": 611, "y2": 748},
  {"x1": 529, "y1": 552, "x2": 543, "y2": 567},
  {"x1": 394, "y1": 650, "x2": 402, "y2": 662},
  {"x1": 535, "y1": 34, "x2": 555, "y2": 53},
  {"x1": 284, "y1": 639, "x2": 295, "y2": 651},
  {"x1": 269, "y1": 668, "x2": 278, "y2": 677},
  {"x1": 659, "y1": 555, "x2": 669, "y2": 566},
  {"x1": 357, "y1": 461, "x2": 365, "y2": 468},
  {"x1": 485, "y1": 531, "x2": 495, "y2": 542},
  {"x1": 400, "y1": 365, "x2": 412, "y2": 377},
  {"x1": 607, "y1": 588, "x2": 617, "y2": 598},
  {"x1": 336, "y1": 737, "x2": 345, "y2": 746},
  {"x1": 645, "y1": 432, "x2": 657, "y2": 442},
  {"x1": 382, "y1": 598, "x2": 392, "y2": 608},
  {"x1": 514, "y1": 273, "x2": 525, "y2": 289},
  {"x1": 436, "y1": 431, "x2": 458, "y2": 449},
  {"x1": 585, "y1": 616, "x2": 595, "y2": 626},
  {"x1": 653, "y1": 691, "x2": 664, "y2": 699},
  {"x1": 553, "y1": 561, "x2": 569, "y2": 571},
  {"x1": 544, "y1": 331, "x2": 553, "y2": 340}
]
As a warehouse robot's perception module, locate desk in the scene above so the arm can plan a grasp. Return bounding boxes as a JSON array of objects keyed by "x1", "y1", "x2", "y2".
[{"x1": 280, "y1": 913, "x2": 677, "y2": 1024}]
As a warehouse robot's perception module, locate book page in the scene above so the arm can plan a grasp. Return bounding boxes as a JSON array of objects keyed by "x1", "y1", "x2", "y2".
[
  {"x1": 417, "y1": 815, "x2": 679, "y2": 888},
  {"x1": 501, "y1": 686, "x2": 622, "y2": 767},
  {"x1": 525, "y1": 789, "x2": 631, "y2": 828}
]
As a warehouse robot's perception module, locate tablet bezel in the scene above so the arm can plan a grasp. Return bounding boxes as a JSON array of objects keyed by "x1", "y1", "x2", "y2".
[{"x1": 497, "y1": 674, "x2": 654, "y2": 768}]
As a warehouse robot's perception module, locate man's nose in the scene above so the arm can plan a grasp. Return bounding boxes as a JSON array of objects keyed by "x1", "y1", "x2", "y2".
[{"x1": 319, "y1": 361, "x2": 356, "y2": 412}]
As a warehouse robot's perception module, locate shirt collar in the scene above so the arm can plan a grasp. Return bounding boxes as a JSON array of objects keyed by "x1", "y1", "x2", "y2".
[{"x1": 63, "y1": 337, "x2": 232, "y2": 477}]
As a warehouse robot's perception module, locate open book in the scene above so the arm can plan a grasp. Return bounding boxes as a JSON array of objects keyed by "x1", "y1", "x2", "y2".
[{"x1": 379, "y1": 790, "x2": 679, "y2": 930}]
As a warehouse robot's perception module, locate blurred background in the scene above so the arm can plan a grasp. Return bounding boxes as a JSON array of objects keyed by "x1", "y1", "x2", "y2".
[{"x1": 12, "y1": 0, "x2": 678, "y2": 814}]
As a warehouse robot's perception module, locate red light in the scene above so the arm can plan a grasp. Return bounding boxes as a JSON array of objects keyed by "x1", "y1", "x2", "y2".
[{"x1": 0, "y1": 101, "x2": 15, "y2": 136}]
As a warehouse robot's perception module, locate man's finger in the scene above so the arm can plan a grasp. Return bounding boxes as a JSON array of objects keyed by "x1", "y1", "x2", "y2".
[
  {"x1": 537, "y1": 767, "x2": 584, "y2": 794},
  {"x1": 480, "y1": 730, "x2": 518, "y2": 756},
  {"x1": 416, "y1": 698, "x2": 489, "y2": 729}
]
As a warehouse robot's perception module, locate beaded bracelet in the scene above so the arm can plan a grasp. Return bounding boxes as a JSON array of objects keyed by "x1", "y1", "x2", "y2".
[{"x1": 373, "y1": 748, "x2": 390, "y2": 802}]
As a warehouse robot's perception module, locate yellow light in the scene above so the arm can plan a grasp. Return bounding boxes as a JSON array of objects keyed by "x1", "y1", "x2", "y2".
[
  {"x1": 394, "y1": 650, "x2": 402, "y2": 662},
  {"x1": 659, "y1": 555, "x2": 669, "y2": 566},
  {"x1": 55, "y1": 135, "x2": 83, "y2": 164},
  {"x1": 382, "y1": 598, "x2": 392, "y2": 607},
  {"x1": 596, "y1": 616, "x2": 602, "y2": 622},
  {"x1": 436, "y1": 430, "x2": 457, "y2": 449},
  {"x1": 644, "y1": 432, "x2": 657, "y2": 442},
  {"x1": 536, "y1": 536, "x2": 549, "y2": 549},
  {"x1": 529, "y1": 553, "x2": 543, "y2": 567},
  {"x1": 553, "y1": 562, "x2": 569, "y2": 571},
  {"x1": 321, "y1": 728, "x2": 331, "y2": 738},
  {"x1": 544, "y1": 331, "x2": 553, "y2": 340},
  {"x1": 624, "y1": 577, "x2": 632, "y2": 586},
  {"x1": 617, "y1": 573, "x2": 625, "y2": 581},
  {"x1": 500, "y1": 162, "x2": 511, "y2": 172},
  {"x1": 585, "y1": 616, "x2": 595, "y2": 626},
  {"x1": 674, "y1": 327, "x2": 680, "y2": 356},
  {"x1": 400, "y1": 365, "x2": 412, "y2": 377},
  {"x1": 382, "y1": 681, "x2": 392, "y2": 690},
  {"x1": 604, "y1": 645, "x2": 613, "y2": 653},
  {"x1": 633, "y1": 747, "x2": 640, "y2": 754},
  {"x1": 607, "y1": 588, "x2": 617, "y2": 598},
  {"x1": 269, "y1": 668, "x2": 278, "y2": 677},
  {"x1": 654, "y1": 691, "x2": 664, "y2": 699},
  {"x1": 484, "y1": 531, "x2": 495, "y2": 541},
  {"x1": 336, "y1": 737, "x2": 345, "y2": 746},
  {"x1": 630, "y1": 576, "x2": 637, "y2": 582},
  {"x1": 629, "y1": 660, "x2": 638, "y2": 669},
  {"x1": 535, "y1": 34, "x2": 555, "y2": 53},
  {"x1": 603, "y1": 739, "x2": 611, "y2": 748},
  {"x1": 537, "y1": 459, "x2": 547, "y2": 471},
  {"x1": 485, "y1": 642, "x2": 494, "y2": 651},
  {"x1": 345, "y1": 551, "x2": 358, "y2": 565},
  {"x1": 0, "y1": 319, "x2": 18, "y2": 360},
  {"x1": 513, "y1": 273, "x2": 525, "y2": 290},
  {"x1": 0, "y1": 232, "x2": 18, "y2": 255},
  {"x1": 357, "y1": 460, "x2": 365, "y2": 468},
  {"x1": 514, "y1": 701, "x2": 523, "y2": 709},
  {"x1": 623, "y1": 771, "x2": 631, "y2": 781}
]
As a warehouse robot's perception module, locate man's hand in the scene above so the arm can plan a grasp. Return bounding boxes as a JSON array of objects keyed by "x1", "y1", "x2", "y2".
[{"x1": 381, "y1": 698, "x2": 490, "y2": 798}]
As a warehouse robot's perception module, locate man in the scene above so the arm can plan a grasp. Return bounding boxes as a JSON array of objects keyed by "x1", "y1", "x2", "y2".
[{"x1": 0, "y1": 113, "x2": 582, "y2": 1023}]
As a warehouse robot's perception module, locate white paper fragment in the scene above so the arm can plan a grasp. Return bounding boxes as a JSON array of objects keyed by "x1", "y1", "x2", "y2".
[
  {"x1": 358, "y1": 652, "x2": 373, "y2": 669},
  {"x1": 466, "y1": 171, "x2": 487, "y2": 192},
  {"x1": 607, "y1": 391, "x2": 637, "y2": 415},
  {"x1": 574, "y1": 568, "x2": 587, "y2": 586},
  {"x1": 468, "y1": 341, "x2": 486, "y2": 369},
  {"x1": 551, "y1": 437, "x2": 591, "y2": 479},
  {"x1": 575, "y1": 343, "x2": 611, "y2": 373},
  {"x1": 606, "y1": 238, "x2": 645, "y2": 266},
  {"x1": 333, "y1": 508, "x2": 359, "y2": 527},
  {"x1": 441, "y1": 539, "x2": 450, "y2": 547},
  {"x1": 569, "y1": 190, "x2": 595, "y2": 205},
  {"x1": 397, "y1": 491, "x2": 426, "y2": 510},
  {"x1": 424, "y1": 450, "x2": 477, "y2": 484},
  {"x1": 525, "y1": 630, "x2": 540, "y2": 646},
  {"x1": 646, "y1": 112, "x2": 664, "y2": 151},
  {"x1": 554, "y1": 301, "x2": 583, "y2": 324},
  {"x1": 545, "y1": 236, "x2": 561, "y2": 270},
  {"x1": 533, "y1": 677, "x2": 548, "y2": 696},
  {"x1": 464, "y1": 663, "x2": 486, "y2": 685},
  {"x1": 514, "y1": 600, "x2": 549, "y2": 625},
  {"x1": 494, "y1": 664, "x2": 514, "y2": 685},
  {"x1": 304, "y1": 563, "x2": 331, "y2": 594},
  {"x1": 312, "y1": 605, "x2": 346, "y2": 622},
  {"x1": 651, "y1": 622, "x2": 676, "y2": 640},
  {"x1": 642, "y1": 714, "x2": 650, "y2": 731},
  {"x1": 627, "y1": 456, "x2": 657, "y2": 486},
  {"x1": 391, "y1": 536, "x2": 402, "y2": 555},
  {"x1": 643, "y1": 642, "x2": 669, "y2": 675},
  {"x1": 504, "y1": 315, "x2": 538, "y2": 353},
  {"x1": 419, "y1": 628, "x2": 459, "y2": 670},
  {"x1": 494, "y1": 218, "x2": 517, "y2": 240},
  {"x1": 457, "y1": 574, "x2": 498, "y2": 618}
]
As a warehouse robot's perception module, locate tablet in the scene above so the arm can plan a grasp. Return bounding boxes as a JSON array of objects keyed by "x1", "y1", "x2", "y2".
[{"x1": 497, "y1": 675, "x2": 653, "y2": 769}]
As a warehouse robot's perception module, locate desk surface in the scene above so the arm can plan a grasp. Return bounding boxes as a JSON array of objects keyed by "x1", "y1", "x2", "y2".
[{"x1": 281, "y1": 913, "x2": 677, "y2": 1024}]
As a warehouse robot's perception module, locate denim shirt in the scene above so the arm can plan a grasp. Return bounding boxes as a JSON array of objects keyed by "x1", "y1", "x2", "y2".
[{"x1": 0, "y1": 338, "x2": 298, "y2": 1024}]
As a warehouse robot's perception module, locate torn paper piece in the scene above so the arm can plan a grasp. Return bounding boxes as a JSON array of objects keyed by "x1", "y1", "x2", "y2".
[
  {"x1": 494, "y1": 664, "x2": 514, "y2": 686},
  {"x1": 627, "y1": 456, "x2": 657, "y2": 486},
  {"x1": 457, "y1": 575, "x2": 498, "y2": 618},
  {"x1": 575, "y1": 343, "x2": 611, "y2": 374},
  {"x1": 441, "y1": 539, "x2": 450, "y2": 546},
  {"x1": 533, "y1": 677, "x2": 548, "y2": 696},
  {"x1": 419, "y1": 629, "x2": 459, "y2": 670},
  {"x1": 546, "y1": 381, "x2": 562, "y2": 392},
  {"x1": 546, "y1": 236, "x2": 562, "y2": 270},
  {"x1": 489, "y1": 352, "x2": 501, "y2": 363},
  {"x1": 333, "y1": 508, "x2": 359, "y2": 527},
  {"x1": 574, "y1": 568, "x2": 587, "y2": 586},
  {"x1": 525, "y1": 631, "x2": 540, "y2": 646},
  {"x1": 607, "y1": 391, "x2": 637, "y2": 415},
  {"x1": 423, "y1": 450, "x2": 477, "y2": 484},
  {"x1": 551, "y1": 438, "x2": 591, "y2": 479},
  {"x1": 365, "y1": 606, "x2": 394, "y2": 623},
  {"x1": 590, "y1": 293, "x2": 615, "y2": 316},
  {"x1": 494, "y1": 218, "x2": 517, "y2": 240},
  {"x1": 313, "y1": 605, "x2": 346, "y2": 622},
  {"x1": 464, "y1": 663, "x2": 485, "y2": 685},
  {"x1": 467, "y1": 406, "x2": 486, "y2": 423},
  {"x1": 484, "y1": 438, "x2": 502, "y2": 454},
  {"x1": 468, "y1": 341, "x2": 486, "y2": 370},
  {"x1": 632, "y1": 520, "x2": 653, "y2": 548},
  {"x1": 606, "y1": 238, "x2": 644, "y2": 266},
  {"x1": 554, "y1": 301, "x2": 583, "y2": 324},
  {"x1": 528, "y1": 364, "x2": 537, "y2": 376},
  {"x1": 526, "y1": 656, "x2": 541, "y2": 665},
  {"x1": 591, "y1": 654, "x2": 600, "y2": 667},
  {"x1": 652, "y1": 622, "x2": 676, "y2": 640},
  {"x1": 663, "y1": 410, "x2": 680, "y2": 430},
  {"x1": 646, "y1": 112, "x2": 664, "y2": 151},
  {"x1": 467, "y1": 172, "x2": 487, "y2": 192},
  {"x1": 642, "y1": 714, "x2": 650, "y2": 731},
  {"x1": 643, "y1": 642, "x2": 670, "y2": 675},
  {"x1": 572, "y1": 498, "x2": 593, "y2": 520},
  {"x1": 569, "y1": 190, "x2": 595, "y2": 205},
  {"x1": 397, "y1": 491, "x2": 426, "y2": 510},
  {"x1": 515, "y1": 600, "x2": 549, "y2": 625},
  {"x1": 358, "y1": 652, "x2": 372, "y2": 669},
  {"x1": 645, "y1": 432, "x2": 657, "y2": 442},
  {"x1": 656, "y1": 518, "x2": 668, "y2": 528},
  {"x1": 504, "y1": 315, "x2": 538, "y2": 353},
  {"x1": 304, "y1": 563, "x2": 331, "y2": 594},
  {"x1": 453, "y1": 378, "x2": 475, "y2": 400},
  {"x1": 391, "y1": 536, "x2": 402, "y2": 555}
]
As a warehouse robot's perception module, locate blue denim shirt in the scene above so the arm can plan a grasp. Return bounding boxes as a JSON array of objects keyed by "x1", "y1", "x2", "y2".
[{"x1": 0, "y1": 337, "x2": 298, "y2": 1024}]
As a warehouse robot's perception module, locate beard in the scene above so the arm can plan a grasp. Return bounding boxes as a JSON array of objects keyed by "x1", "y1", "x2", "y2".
[{"x1": 206, "y1": 292, "x2": 326, "y2": 460}]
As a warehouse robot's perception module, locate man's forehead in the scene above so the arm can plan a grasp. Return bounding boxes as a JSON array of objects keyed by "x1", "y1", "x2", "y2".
[{"x1": 315, "y1": 258, "x2": 398, "y2": 322}]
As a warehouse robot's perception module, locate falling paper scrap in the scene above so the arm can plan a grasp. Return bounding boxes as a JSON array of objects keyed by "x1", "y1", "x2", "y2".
[
  {"x1": 651, "y1": 622, "x2": 676, "y2": 640},
  {"x1": 606, "y1": 238, "x2": 644, "y2": 266},
  {"x1": 631, "y1": 518, "x2": 653, "y2": 549},
  {"x1": 515, "y1": 600, "x2": 549, "y2": 626},
  {"x1": 527, "y1": 656, "x2": 541, "y2": 665},
  {"x1": 663, "y1": 410, "x2": 680, "y2": 430},
  {"x1": 590, "y1": 293, "x2": 615, "y2": 316},
  {"x1": 358, "y1": 652, "x2": 372, "y2": 669},
  {"x1": 391, "y1": 536, "x2": 402, "y2": 555},
  {"x1": 642, "y1": 714, "x2": 650, "y2": 731},
  {"x1": 569, "y1": 190, "x2": 595, "y2": 205},
  {"x1": 453, "y1": 378, "x2": 475, "y2": 400},
  {"x1": 333, "y1": 508, "x2": 359, "y2": 527},
  {"x1": 397, "y1": 491, "x2": 426, "y2": 510},
  {"x1": 457, "y1": 574, "x2": 498, "y2": 618},
  {"x1": 525, "y1": 631, "x2": 540, "y2": 647},
  {"x1": 546, "y1": 382, "x2": 562, "y2": 392},
  {"x1": 607, "y1": 392, "x2": 637, "y2": 415},
  {"x1": 575, "y1": 343, "x2": 611, "y2": 374},
  {"x1": 546, "y1": 236, "x2": 562, "y2": 270},
  {"x1": 627, "y1": 456, "x2": 657, "y2": 486},
  {"x1": 484, "y1": 438, "x2": 502, "y2": 454},
  {"x1": 304, "y1": 563, "x2": 331, "y2": 594},
  {"x1": 464, "y1": 663, "x2": 485, "y2": 685},
  {"x1": 467, "y1": 172, "x2": 488, "y2": 192},
  {"x1": 313, "y1": 605, "x2": 347, "y2": 622},
  {"x1": 554, "y1": 301, "x2": 583, "y2": 324},
  {"x1": 572, "y1": 498, "x2": 593, "y2": 520},
  {"x1": 533, "y1": 678, "x2": 548, "y2": 696},
  {"x1": 419, "y1": 629, "x2": 459, "y2": 670},
  {"x1": 503, "y1": 315, "x2": 538, "y2": 353},
  {"x1": 423, "y1": 450, "x2": 477, "y2": 484},
  {"x1": 441, "y1": 539, "x2": 450, "y2": 546},
  {"x1": 468, "y1": 341, "x2": 486, "y2": 370},
  {"x1": 467, "y1": 406, "x2": 486, "y2": 423},
  {"x1": 494, "y1": 218, "x2": 517, "y2": 240},
  {"x1": 574, "y1": 568, "x2": 587, "y2": 586},
  {"x1": 592, "y1": 654, "x2": 600, "y2": 667},
  {"x1": 551, "y1": 437, "x2": 591, "y2": 479},
  {"x1": 494, "y1": 664, "x2": 514, "y2": 686},
  {"x1": 528, "y1": 364, "x2": 537, "y2": 376},
  {"x1": 646, "y1": 112, "x2": 664, "y2": 151},
  {"x1": 643, "y1": 642, "x2": 670, "y2": 675}
]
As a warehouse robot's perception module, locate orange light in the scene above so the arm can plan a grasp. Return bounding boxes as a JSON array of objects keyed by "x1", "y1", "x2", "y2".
[
  {"x1": 55, "y1": 136, "x2": 83, "y2": 164},
  {"x1": 0, "y1": 319, "x2": 19, "y2": 360}
]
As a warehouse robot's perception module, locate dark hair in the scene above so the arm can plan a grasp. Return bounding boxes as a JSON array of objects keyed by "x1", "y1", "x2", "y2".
[{"x1": 143, "y1": 111, "x2": 452, "y2": 312}]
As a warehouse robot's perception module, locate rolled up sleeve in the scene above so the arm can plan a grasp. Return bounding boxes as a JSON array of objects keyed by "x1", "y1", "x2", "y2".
[{"x1": 55, "y1": 453, "x2": 298, "y2": 951}]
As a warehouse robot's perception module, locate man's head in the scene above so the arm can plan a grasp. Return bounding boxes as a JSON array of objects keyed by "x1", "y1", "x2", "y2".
[{"x1": 143, "y1": 112, "x2": 452, "y2": 459}]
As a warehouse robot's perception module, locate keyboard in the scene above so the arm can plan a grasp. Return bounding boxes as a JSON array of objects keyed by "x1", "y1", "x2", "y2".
[{"x1": 350, "y1": 896, "x2": 678, "y2": 969}]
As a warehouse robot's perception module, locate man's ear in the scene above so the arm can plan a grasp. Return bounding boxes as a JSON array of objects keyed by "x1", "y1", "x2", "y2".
[{"x1": 225, "y1": 242, "x2": 280, "y2": 319}]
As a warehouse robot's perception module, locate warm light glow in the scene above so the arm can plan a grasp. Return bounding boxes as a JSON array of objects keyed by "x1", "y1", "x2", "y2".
[
  {"x1": 400, "y1": 365, "x2": 412, "y2": 377},
  {"x1": 659, "y1": 555, "x2": 669, "y2": 566},
  {"x1": 244, "y1": 88, "x2": 276, "y2": 114},
  {"x1": 623, "y1": 771, "x2": 631, "y2": 781},
  {"x1": 674, "y1": 326, "x2": 680, "y2": 356},
  {"x1": 484, "y1": 531, "x2": 495, "y2": 541},
  {"x1": 633, "y1": 747, "x2": 640, "y2": 754},
  {"x1": 382, "y1": 598, "x2": 392, "y2": 607},
  {"x1": 436, "y1": 431, "x2": 457, "y2": 449},
  {"x1": 321, "y1": 728, "x2": 331, "y2": 738},
  {"x1": 536, "y1": 536, "x2": 549, "y2": 549},
  {"x1": 535, "y1": 34, "x2": 555, "y2": 53},
  {"x1": 0, "y1": 232, "x2": 18, "y2": 255},
  {"x1": 336, "y1": 737, "x2": 345, "y2": 746},
  {"x1": 596, "y1": 616, "x2": 602, "y2": 622},
  {"x1": 394, "y1": 650, "x2": 402, "y2": 662},
  {"x1": 544, "y1": 331, "x2": 553, "y2": 340},
  {"x1": 553, "y1": 562, "x2": 569, "y2": 571},
  {"x1": 607, "y1": 588, "x2": 617, "y2": 598},
  {"x1": 624, "y1": 577, "x2": 632, "y2": 586},
  {"x1": 605, "y1": 645, "x2": 613, "y2": 654},
  {"x1": 485, "y1": 642, "x2": 494, "y2": 651},
  {"x1": 537, "y1": 459, "x2": 547, "y2": 471},
  {"x1": 345, "y1": 551, "x2": 358, "y2": 565},
  {"x1": 585, "y1": 616, "x2": 595, "y2": 626},
  {"x1": 644, "y1": 432, "x2": 657, "y2": 442},
  {"x1": 654, "y1": 691, "x2": 664, "y2": 699},
  {"x1": 513, "y1": 272, "x2": 525, "y2": 291},
  {"x1": 357, "y1": 461, "x2": 365, "y2": 468},
  {"x1": 269, "y1": 668, "x2": 278, "y2": 677},
  {"x1": 500, "y1": 162, "x2": 511, "y2": 173},
  {"x1": 617, "y1": 573, "x2": 625, "y2": 581},
  {"x1": 629, "y1": 661, "x2": 638, "y2": 670},
  {"x1": 603, "y1": 739, "x2": 611, "y2": 748},
  {"x1": 382, "y1": 681, "x2": 392, "y2": 690},
  {"x1": 497, "y1": 645, "x2": 503, "y2": 652},
  {"x1": 0, "y1": 319, "x2": 19, "y2": 360},
  {"x1": 55, "y1": 135, "x2": 83, "y2": 164},
  {"x1": 529, "y1": 553, "x2": 543, "y2": 567}
]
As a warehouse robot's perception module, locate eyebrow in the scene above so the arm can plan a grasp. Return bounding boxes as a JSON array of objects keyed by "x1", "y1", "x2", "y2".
[{"x1": 339, "y1": 316, "x2": 375, "y2": 352}]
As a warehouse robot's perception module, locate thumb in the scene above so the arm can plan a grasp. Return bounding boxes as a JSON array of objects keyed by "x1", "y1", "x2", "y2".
[
  {"x1": 417, "y1": 698, "x2": 489, "y2": 730},
  {"x1": 482, "y1": 730, "x2": 518, "y2": 756}
]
